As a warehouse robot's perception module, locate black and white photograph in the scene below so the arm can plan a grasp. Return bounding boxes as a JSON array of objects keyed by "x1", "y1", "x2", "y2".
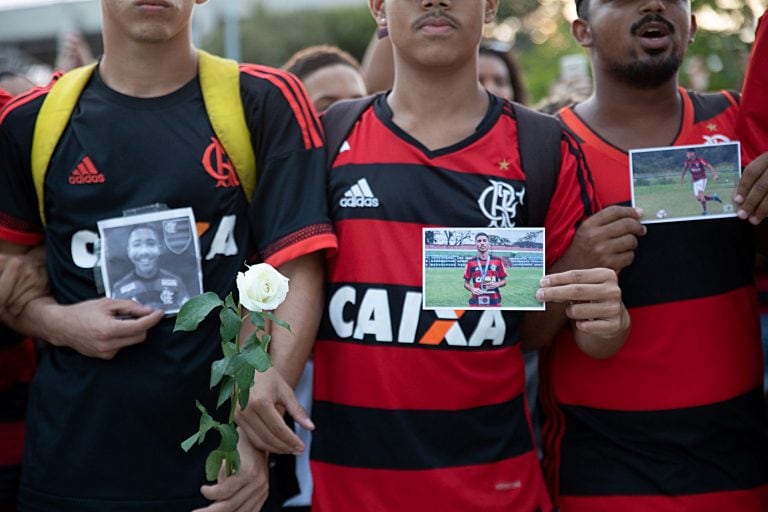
[
  {"x1": 630, "y1": 142, "x2": 741, "y2": 224},
  {"x1": 97, "y1": 208, "x2": 203, "y2": 315},
  {"x1": 423, "y1": 227, "x2": 545, "y2": 311}
]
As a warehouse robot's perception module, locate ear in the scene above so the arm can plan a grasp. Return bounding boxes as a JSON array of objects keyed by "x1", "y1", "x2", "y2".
[
  {"x1": 484, "y1": 0, "x2": 499, "y2": 24},
  {"x1": 688, "y1": 14, "x2": 697, "y2": 44},
  {"x1": 370, "y1": 0, "x2": 385, "y2": 25},
  {"x1": 572, "y1": 18, "x2": 593, "y2": 48}
]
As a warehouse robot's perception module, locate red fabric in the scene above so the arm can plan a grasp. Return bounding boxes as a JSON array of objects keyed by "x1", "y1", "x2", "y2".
[
  {"x1": 739, "y1": 10, "x2": 768, "y2": 165},
  {"x1": 559, "y1": 484, "x2": 768, "y2": 512}
]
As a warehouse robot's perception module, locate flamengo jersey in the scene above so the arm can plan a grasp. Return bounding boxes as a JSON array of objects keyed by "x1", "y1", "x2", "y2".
[
  {"x1": 311, "y1": 94, "x2": 595, "y2": 512},
  {"x1": 542, "y1": 89, "x2": 768, "y2": 512},
  {"x1": 464, "y1": 255, "x2": 507, "y2": 306},
  {"x1": 683, "y1": 156, "x2": 710, "y2": 181},
  {"x1": 0, "y1": 66, "x2": 335, "y2": 511}
]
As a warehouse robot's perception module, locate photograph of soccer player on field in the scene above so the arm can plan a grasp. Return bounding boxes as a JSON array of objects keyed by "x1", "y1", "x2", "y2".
[
  {"x1": 630, "y1": 141, "x2": 741, "y2": 224},
  {"x1": 422, "y1": 227, "x2": 545, "y2": 311},
  {"x1": 98, "y1": 207, "x2": 203, "y2": 315}
]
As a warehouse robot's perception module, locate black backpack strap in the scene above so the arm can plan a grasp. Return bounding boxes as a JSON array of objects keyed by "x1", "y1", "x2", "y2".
[
  {"x1": 512, "y1": 103, "x2": 562, "y2": 227},
  {"x1": 321, "y1": 95, "x2": 378, "y2": 169}
]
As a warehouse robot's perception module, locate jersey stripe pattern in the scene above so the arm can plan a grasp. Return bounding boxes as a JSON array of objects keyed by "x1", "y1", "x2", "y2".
[
  {"x1": 542, "y1": 89, "x2": 768, "y2": 511},
  {"x1": 0, "y1": 67, "x2": 334, "y2": 511},
  {"x1": 311, "y1": 94, "x2": 595, "y2": 512}
]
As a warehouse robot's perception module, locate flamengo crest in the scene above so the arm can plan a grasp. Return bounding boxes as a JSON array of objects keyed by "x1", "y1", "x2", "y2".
[{"x1": 478, "y1": 180, "x2": 525, "y2": 228}]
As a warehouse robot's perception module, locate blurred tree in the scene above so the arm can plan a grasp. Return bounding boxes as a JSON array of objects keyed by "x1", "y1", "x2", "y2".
[{"x1": 205, "y1": 0, "x2": 766, "y2": 101}]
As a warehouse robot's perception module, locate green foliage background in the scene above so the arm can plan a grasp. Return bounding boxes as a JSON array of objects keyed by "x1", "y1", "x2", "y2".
[{"x1": 201, "y1": 0, "x2": 766, "y2": 103}]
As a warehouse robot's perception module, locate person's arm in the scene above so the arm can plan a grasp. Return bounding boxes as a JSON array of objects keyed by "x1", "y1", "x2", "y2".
[
  {"x1": 681, "y1": 163, "x2": 688, "y2": 183},
  {"x1": 0, "y1": 240, "x2": 163, "y2": 359},
  {"x1": 236, "y1": 251, "x2": 324, "y2": 455},
  {"x1": 706, "y1": 161, "x2": 718, "y2": 181},
  {"x1": 0, "y1": 242, "x2": 47, "y2": 316}
]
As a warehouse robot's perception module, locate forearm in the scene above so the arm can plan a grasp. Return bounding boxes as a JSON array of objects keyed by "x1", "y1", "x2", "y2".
[
  {"x1": 269, "y1": 252, "x2": 325, "y2": 388},
  {"x1": 1, "y1": 295, "x2": 58, "y2": 341}
]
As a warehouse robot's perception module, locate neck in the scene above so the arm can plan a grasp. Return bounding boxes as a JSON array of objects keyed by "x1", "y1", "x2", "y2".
[
  {"x1": 477, "y1": 252, "x2": 489, "y2": 260},
  {"x1": 387, "y1": 56, "x2": 489, "y2": 150},
  {"x1": 99, "y1": 34, "x2": 198, "y2": 98},
  {"x1": 575, "y1": 68, "x2": 682, "y2": 150}
]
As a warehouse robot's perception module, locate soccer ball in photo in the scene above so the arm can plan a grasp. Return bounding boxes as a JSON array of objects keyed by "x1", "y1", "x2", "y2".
[
  {"x1": 656, "y1": 209, "x2": 668, "y2": 219},
  {"x1": 723, "y1": 204, "x2": 734, "y2": 213}
]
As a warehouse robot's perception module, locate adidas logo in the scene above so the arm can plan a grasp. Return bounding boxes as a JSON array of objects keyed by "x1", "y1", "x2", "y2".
[
  {"x1": 68, "y1": 156, "x2": 105, "y2": 185},
  {"x1": 339, "y1": 178, "x2": 379, "y2": 208}
]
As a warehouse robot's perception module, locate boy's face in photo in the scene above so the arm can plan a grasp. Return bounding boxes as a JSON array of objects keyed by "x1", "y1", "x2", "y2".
[
  {"x1": 127, "y1": 227, "x2": 161, "y2": 278},
  {"x1": 476, "y1": 235, "x2": 489, "y2": 253}
]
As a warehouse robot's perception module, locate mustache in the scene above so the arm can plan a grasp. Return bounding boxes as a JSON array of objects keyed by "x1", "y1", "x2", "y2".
[
  {"x1": 413, "y1": 10, "x2": 460, "y2": 29},
  {"x1": 630, "y1": 14, "x2": 675, "y2": 35}
]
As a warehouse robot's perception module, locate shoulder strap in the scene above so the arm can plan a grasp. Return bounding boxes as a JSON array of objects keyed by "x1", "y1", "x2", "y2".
[
  {"x1": 31, "y1": 63, "x2": 97, "y2": 225},
  {"x1": 321, "y1": 95, "x2": 377, "y2": 169},
  {"x1": 512, "y1": 102, "x2": 562, "y2": 227},
  {"x1": 30, "y1": 50, "x2": 255, "y2": 226},
  {"x1": 198, "y1": 49, "x2": 256, "y2": 202}
]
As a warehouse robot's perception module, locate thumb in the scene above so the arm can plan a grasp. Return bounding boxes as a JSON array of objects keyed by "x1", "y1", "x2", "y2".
[{"x1": 280, "y1": 384, "x2": 314, "y2": 431}]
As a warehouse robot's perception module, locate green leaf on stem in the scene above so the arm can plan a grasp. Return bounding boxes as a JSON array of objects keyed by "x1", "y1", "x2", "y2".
[
  {"x1": 248, "y1": 310, "x2": 266, "y2": 331},
  {"x1": 216, "y1": 376, "x2": 235, "y2": 409},
  {"x1": 210, "y1": 357, "x2": 232, "y2": 389},
  {"x1": 238, "y1": 385, "x2": 250, "y2": 410},
  {"x1": 181, "y1": 432, "x2": 199, "y2": 452},
  {"x1": 174, "y1": 292, "x2": 224, "y2": 332},
  {"x1": 224, "y1": 292, "x2": 237, "y2": 312},
  {"x1": 216, "y1": 423, "x2": 239, "y2": 452},
  {"x1": 225, "y1": 449, "x2": 241, "y2": 476},
  {"x1": 221, "y1": 340, "x2": 239, "y2": 358},
  {"x1": 263, "y1": 311, "x2": 291, "y2": 332},
  {"x1": 243, "y1": 343, "x2": 272, "y2": 373},
  {"x1": 260, "y1": 333, "x2": 271, "y2": 352},
  {"x1": 219, "y1": 306, "x2": 241, "y2": 344},
  {"x1": 205, "y1": 450, "x2": 226, "y2": 482},
  {"x1": 242, "y1": 332, "x2": 258, "y2": 350},
  {"x1": 233, "y1": 355, "x2": 256, "y2": 392}
]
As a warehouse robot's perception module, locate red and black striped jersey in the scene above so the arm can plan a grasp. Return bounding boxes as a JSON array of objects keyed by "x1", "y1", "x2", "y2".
[
  {"x1": 740, "y1": 9, "x2": 768, "y2": 164},
  {"x1": 311, "y1": 93, "x2": 595, "y2": 512},
  {"x1": 464, "y1": 255, "x2": 507, "y2": 306},
  {"x1": 542, "y1": 89, "x2": 768, "y2": 511},
  {"x1": 0, "y1": 65, "x2": 335, "y2": 511}
]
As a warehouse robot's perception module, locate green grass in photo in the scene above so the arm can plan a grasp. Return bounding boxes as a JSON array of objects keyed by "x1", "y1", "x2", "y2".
[
  {"x1": 633, "y1": 167, "x2": 739, "y2": 219},
  {"x1": 424, "y1": 267, "x2": 543, "y2": 309}
]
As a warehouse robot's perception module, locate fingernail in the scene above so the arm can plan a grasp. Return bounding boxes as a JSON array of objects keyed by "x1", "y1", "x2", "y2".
[
  {"x1": 540, "y1": 277, "x2": 550, "y2": 287},
  {"x1": 536, "y1": 289, "x2": 544, "y2": 301},
  {"x1": 635, "y1": 207, "x2": 644, "y2": 217},
  {"x1": 734, "y1": 194, "x2": 744, "y2": 203},
  {"x1": 750, "y1": 216, "x2": 760, "y2": 225},
  {"x1": 305, "y1": 418, "x2": 315, "y2": 429},
  {"x1": 738, "y1": 209, "x2": 749, "y2": 219}
]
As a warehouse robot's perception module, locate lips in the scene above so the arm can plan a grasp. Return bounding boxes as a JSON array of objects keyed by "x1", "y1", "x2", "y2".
[{"x1": 631, "y1": 15, "x2": 676, "y2": 52}]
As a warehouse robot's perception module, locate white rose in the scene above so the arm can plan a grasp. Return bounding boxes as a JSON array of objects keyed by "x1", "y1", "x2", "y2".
[{"x1": 236, "y1": 263, "x2": 289, "y2": 312}]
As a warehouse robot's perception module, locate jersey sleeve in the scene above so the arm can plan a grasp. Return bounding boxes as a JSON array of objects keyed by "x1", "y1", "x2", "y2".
[
  {"x1": 0, "y1": 96, "x2": 45, "y2": 246},
  {"x1": 239, "y1": 65, "x2": 336, "y2": 268},
  {"x1": 543, "y1": 131, "x2": 596, "y2": 266},
  {"x1": 739, "y1": 8, "x2": 768, "y2": 165},
  {"x1": 463, "y1": 261, "x2": 472, "y2": 281}
]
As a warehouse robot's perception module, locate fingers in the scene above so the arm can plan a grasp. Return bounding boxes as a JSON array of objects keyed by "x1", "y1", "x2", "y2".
[
  {"x1": 583, "y1": 205, "x2": 644, "y2": 227},
  {"x1": 237, "y1": 406, "x2": 304, "y2": 454},
  {"x1": 735, "y1": 152, "x2": 768, "y2": 224},
  {"x1": 281, "y1": 385, "x2": 315, "y2": 432},
  {"x1": 196, "y1": 476, "x2": 252, "y2": 512}
]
